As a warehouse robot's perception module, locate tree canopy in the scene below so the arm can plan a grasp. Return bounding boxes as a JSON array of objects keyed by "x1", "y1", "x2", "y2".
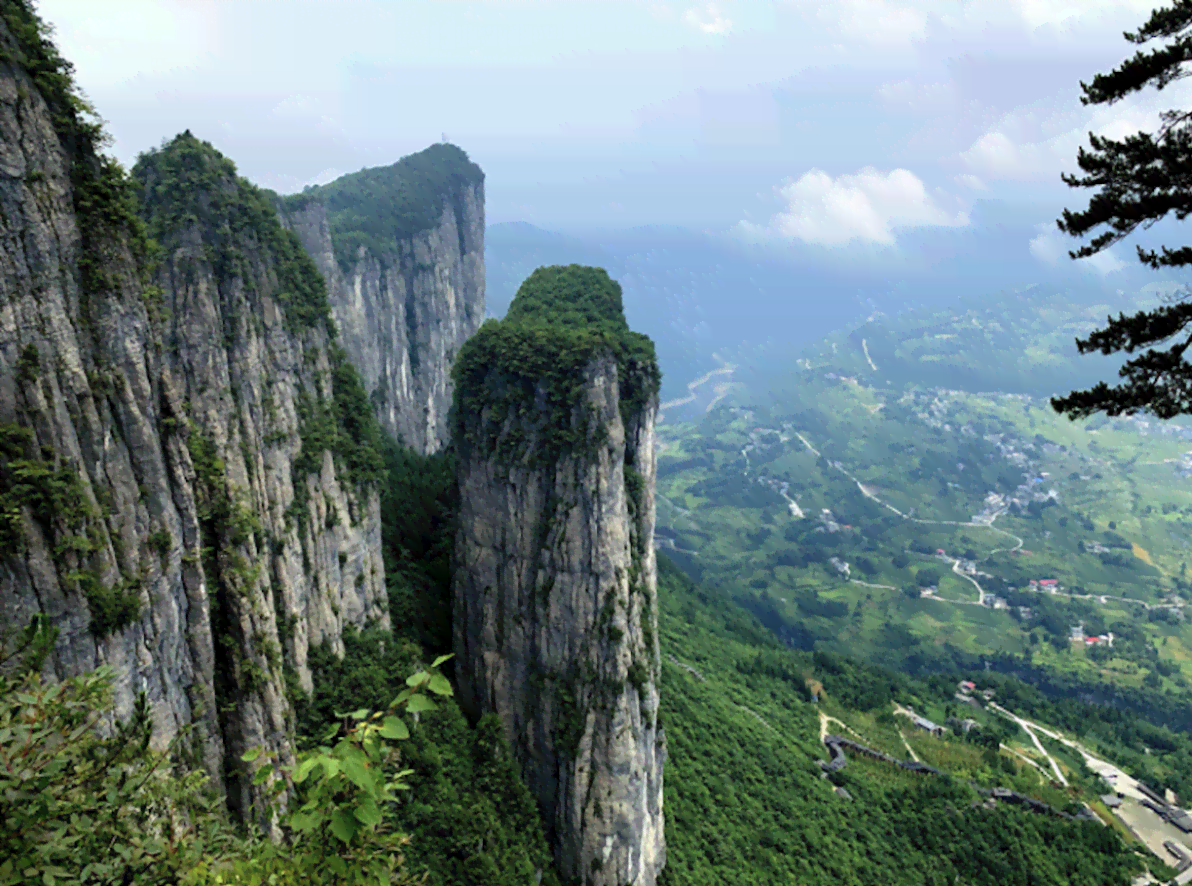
[{"x1": 1052, "y1": 0, "x2": 1192, "y2": 419}]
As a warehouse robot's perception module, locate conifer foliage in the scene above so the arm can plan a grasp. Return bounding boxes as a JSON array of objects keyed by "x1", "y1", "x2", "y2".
[{"x1": 1053, "y1": 0, "x2": 1192, "y2": 419}]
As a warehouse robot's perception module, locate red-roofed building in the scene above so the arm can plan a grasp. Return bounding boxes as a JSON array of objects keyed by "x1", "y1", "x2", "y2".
[
  {"x1": 936, "y1": 549, "x2": 946, "y2": 555},
  {"x1": 1039, "y1": 579, "x2": 1058, "y2": 587}
]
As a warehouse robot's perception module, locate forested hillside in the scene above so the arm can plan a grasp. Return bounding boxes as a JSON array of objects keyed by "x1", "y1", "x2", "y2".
[{"x1": 654, "y1": 556, "x2": 1156, "y2": 885}]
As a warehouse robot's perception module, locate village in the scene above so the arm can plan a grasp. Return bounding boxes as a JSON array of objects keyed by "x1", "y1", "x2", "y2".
[{"x1": 706, "y1": 389, "x2": 1192, "y2": 629}]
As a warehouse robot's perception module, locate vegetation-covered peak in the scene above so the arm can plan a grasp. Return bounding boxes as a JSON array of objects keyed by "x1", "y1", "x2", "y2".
[
  {"x1": 132, "y1": 131, "x2": 237, "y2": 232},
  {"x1": 452, "y1": 264, "x2": 659, "y2": 465},
  {"x1": 131, "y1": 131, "x2": 334, "y2": 332},
  {"x1": 284, "y1": 142, "x2": 484, "y2": 269},
  {"x1": 505, "y1": 264, "x2": 630, "y2": 333}
]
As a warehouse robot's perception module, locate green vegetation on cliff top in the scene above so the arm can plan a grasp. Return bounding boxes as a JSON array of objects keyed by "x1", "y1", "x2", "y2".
[
  {"x1": 133, "y1": 131, "x2": 333, "y2": 333},
  {"x1": 131, "y1": 132, "x2": 385, "y2": 504},
  {"x1": 282, "y1": 142, "x2": 484, "y2": 271},
  {"x1": 452, "y1": 265, "x2": 659, "y2": 464}
]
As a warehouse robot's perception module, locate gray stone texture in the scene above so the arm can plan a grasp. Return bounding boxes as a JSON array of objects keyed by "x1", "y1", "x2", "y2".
[
  {"x1": 454, "y1": 352, "x2": 666, "y2": 886},
  {"x1": 0, "y1": 28, "x2": 386, "y2": 816},
  {"x1": 280, "y1": 185, "x2": 484, "y2": 455}
]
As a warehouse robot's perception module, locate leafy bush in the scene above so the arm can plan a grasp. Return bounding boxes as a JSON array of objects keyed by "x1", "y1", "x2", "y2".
[
  {"x1": 292, "y1": 623, "x2": 560, "y2": 886},
  {"x1": 0, "y1": 615, "x2": 464, "y2": 886},
  {"x1": 0, "y1": 617, "x2": 230, "y2": 885}
]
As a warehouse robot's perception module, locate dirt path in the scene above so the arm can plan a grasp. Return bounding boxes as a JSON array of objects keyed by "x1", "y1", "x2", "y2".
[
  {"x1": 890, "y1": 704, "x2": 924, "y2": 761},
  {"x1": 819, "y1": 710, "x2": 864, "y2": 743},
  {"x1": 1002, "y1": 743, "x2": 1050, "y2": 783},
  {"x1": 988, "y1": 703, "x2": 1068, "y2": 786},
  {"x1": 851, "y1": 578, "x2": 897, "y2": 591},
  {"x1": 899, "y1": 731, "x2": 920, "y2": 762},
  {"x1": 950, "y1": 558, "x2": 986, "y2": 605},
  {"x1": 862, "y1": 338, "x2": 878, "y2": 372},
  {"x1": 780, "y1": 488, "x2": 804, "y2": 518}
]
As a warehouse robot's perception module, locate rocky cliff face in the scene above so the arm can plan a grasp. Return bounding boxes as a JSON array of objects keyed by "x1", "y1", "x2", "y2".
[
  {"x1": 452, "y1": 267, "x2": 666, "y2": 886},
  {"x1": 0, "y1": 13, "x2": 386, "y2": 819},
  {"x1": 278, "y1": 147, "x2": 485, "y2": 455}
]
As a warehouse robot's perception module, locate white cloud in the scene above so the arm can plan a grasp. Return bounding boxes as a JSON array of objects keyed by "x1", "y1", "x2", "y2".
[
  {"x1": 742, "y1": 167, "x2": 968, "y2": 246},
  {"x1": 876, "y1": 77, "x2": 955, "y2": 111},
  {"x1": 836, "y1": 0, "x2": 927, "y2": 45},
  {"x1": 1007, "y1": 0, "x2": 1157, "y2": 31},
  {"x1": 683, "y1": 2, "x2": 732, "y2": 34},
  {"x1": 1029, "y1": 222, "x2": 1125, "y2": 274},
  {"x1": 779, "y1": 0, "x2": 925, "y2": 47},
  {"x1": 1085, "y1": 249, "x2": 1126, "y2": 275},
  {"x1": 960, "y1": 73, "x2": 1192, "y2": 184},
  {"x1": 1028, "y1": 224, "x2": 1066, "y2": 264},
  {"x1": 960, "y1": 130, "x2": 1066, "y2": 181},
  {"x1": 954, "y1": 173, "x2": 987, "y2": 191},
  {"x1": 36, "y1": 0, "x2": 219, "y2": 89}
]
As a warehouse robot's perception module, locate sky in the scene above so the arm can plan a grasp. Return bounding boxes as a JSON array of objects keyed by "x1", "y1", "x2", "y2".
[{"x1": 31, "y1": 0, "x2": 1192, "y2": 277}]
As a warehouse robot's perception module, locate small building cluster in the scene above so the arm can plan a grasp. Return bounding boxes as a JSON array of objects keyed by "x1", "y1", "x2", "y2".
[
  {"x1": 1069, "y1": 625, "x2": 1114, "y2": 647},
  {"x1": 945, "y1": 717, "x2": 979, "y2": 734},
  {"x1": 955, "y1": 681, "x2": 994, "y2": 700},
  {"x1": 912, "y1": 715, "x2": 945, "y2": 736}
]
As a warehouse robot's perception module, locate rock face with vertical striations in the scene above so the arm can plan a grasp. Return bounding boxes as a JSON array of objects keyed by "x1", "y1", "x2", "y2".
[
  {"x1": 452, "y1": 265, "x2": 666, "y2": 886},
  {"x1": 0, "y1": 5, "x2": 390, "y2": 819},
  {"x1": 277, "y1": 146, "x2": 485, "y2": 455}
]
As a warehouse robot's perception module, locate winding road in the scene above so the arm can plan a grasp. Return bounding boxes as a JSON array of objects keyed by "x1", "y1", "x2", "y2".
[{"x1": 793, "y1": 430, "x2": 1024, "y2": 607}]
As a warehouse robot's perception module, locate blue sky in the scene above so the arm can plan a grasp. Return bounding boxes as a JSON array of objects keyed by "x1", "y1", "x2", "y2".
[{"x1": 33, "y1": 0, "x2": 1192, "y2": 276}]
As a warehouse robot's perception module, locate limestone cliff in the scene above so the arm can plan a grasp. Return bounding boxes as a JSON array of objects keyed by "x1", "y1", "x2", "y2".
[
  {"x1": 278, "y1": 146, "x2": 485, "y2": 455},
  {"x1": 0, "y1": 8, "x2": 386, "y2": 819},
  {"x1": 452, "y1": 266, "x2": 666, "y2": 886}
]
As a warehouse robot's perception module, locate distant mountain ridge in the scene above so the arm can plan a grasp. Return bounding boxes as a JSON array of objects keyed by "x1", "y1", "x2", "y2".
[{"x1": 485, "y1": 219, "x2": 1172, "y2": 407}]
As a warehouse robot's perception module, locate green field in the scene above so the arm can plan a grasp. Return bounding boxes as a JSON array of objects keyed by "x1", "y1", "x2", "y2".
[{"x1": 656, "y1": 283, "x2": 1192, "y2": 708}]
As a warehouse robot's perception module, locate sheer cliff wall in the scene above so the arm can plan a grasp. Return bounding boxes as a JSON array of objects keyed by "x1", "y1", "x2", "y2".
[
  {"x1": 278, "y1": 147, "x2": 485, "y2": 455},
  {"x1": 0, "y1": 12, "x2": 389, "y2": 819},
  {"x1": 452, "y1": 266, "x2": 666, "y2": 886}
]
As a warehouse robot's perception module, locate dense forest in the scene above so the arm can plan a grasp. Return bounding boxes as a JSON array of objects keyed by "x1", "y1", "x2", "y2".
[{"x1": 653, "y1": 556, "x2": 1154, "y2": 886}]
